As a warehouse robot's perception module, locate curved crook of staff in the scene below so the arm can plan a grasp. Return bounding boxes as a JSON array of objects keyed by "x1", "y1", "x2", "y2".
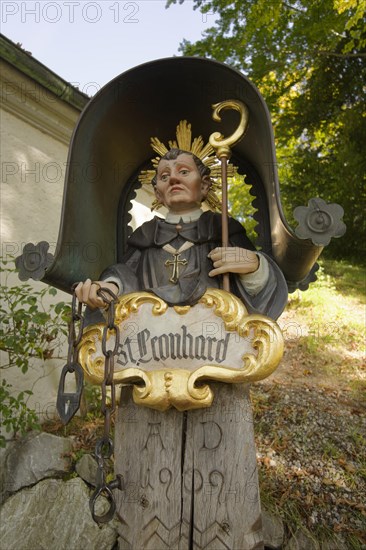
[{"x1": 209, "y1": 99, "x2": 249, "y2": 292}]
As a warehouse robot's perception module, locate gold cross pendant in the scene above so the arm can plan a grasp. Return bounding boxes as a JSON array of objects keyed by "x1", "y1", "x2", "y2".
[{"x1": 165, "y1": 253, "x2": 188, "y2": 284}]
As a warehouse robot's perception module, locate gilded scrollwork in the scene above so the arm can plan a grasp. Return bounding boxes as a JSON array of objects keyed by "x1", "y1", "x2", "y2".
[
  {"x1": 114, "y1": 292, "x2": 168, "y2": 323},
  {"x1": 199, "y1": 288, "x2": 248, "y2": 331},
  {"x1": 78, "y1": 289, "x2": 283, "y2": 411}
]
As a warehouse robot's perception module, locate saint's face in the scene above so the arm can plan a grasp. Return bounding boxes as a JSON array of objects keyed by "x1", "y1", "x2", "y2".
[{"x1": 154, "y1": 153, "x2": 211, "y2": 214}]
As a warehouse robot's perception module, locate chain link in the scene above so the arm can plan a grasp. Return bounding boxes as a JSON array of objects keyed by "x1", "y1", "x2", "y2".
[
  {"x1": 56, "y1": 284, "x2": 85, "y2": 425},
  {"x1": 89, "y1": 286, "x2": 124, "y2": 525},
  {"x1": 57, "y1": 283, "x2": 124, "y2": 524}
]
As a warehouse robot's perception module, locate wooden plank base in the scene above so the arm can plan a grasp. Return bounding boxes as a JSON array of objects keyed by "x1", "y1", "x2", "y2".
[{"x1": 115, "y1": 383, "x2": 264, "y2": 550}]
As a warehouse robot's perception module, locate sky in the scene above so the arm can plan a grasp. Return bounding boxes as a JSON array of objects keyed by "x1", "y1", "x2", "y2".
[{"x1": 1, "y1": 0, "x2": 214, "y2": 95}]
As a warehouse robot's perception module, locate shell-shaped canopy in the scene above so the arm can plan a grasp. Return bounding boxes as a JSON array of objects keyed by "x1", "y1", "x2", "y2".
[{"x1": 44, "y1": 57, "x2": 317, "y2": 293}]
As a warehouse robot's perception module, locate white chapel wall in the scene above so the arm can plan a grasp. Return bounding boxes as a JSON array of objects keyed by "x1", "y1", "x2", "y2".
[
  {"x1": 1, "y1": 42, "x2": 158, "y2": 424},
  {"x1": 1, "y1": 56, "x2": 86, "y2": 420}
]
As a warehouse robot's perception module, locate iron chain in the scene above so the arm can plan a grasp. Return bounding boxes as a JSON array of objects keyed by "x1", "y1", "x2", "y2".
[
  {"x1": 57, "y1": 283, "x2": 124, "y2": 524},
  {"x1": 90, "y1": 286, "x2": 124, "y2": 526},
  {"x1": 56, "y1": 285, "x2": 85, "y2": 425}
]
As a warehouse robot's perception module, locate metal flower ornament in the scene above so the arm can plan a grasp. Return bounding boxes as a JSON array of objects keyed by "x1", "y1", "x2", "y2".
[
  {"x1": 294, "y1": 198, "x2": 346, "y2": 246},
  {"x1": 15, "y1": 241, "x2": 54, "y2": 281}
]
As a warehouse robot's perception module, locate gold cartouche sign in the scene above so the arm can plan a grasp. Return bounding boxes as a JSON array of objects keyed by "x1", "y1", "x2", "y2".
[{"x1": 78, "y1": 289, "x2": 283, "y2": 412}]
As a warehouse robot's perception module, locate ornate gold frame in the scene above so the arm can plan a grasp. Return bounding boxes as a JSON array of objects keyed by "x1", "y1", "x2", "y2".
[{"x1": 78, "y1": 289, "x2": 283, "y2": 411}]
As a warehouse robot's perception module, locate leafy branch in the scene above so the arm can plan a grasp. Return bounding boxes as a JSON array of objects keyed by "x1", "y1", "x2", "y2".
[
  {"x1": 166, "y1": 0, "x2": 366, "y2": 260},
  {"x1": 0, "y1": 259, "x2": 71, "y2": 447}
]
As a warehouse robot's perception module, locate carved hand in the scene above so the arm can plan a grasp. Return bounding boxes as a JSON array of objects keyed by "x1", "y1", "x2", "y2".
[
  {"x1": 74, "y1": 278, "x2": 119, "y2": 309},
  {"x1": 208, "y1": 247, "x2": 259, "y2": 278}
]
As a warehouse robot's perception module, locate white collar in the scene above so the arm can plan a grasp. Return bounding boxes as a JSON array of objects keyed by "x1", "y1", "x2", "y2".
[{"x1": 165, "y1": 208, "x2": 203, "y2": 224}]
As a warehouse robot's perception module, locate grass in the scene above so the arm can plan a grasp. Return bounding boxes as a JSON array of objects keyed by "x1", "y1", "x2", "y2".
[
  {"x1": 322, "y1": 259, "x2": 366, "y2": 302},
  {"x1": 280, "y1": 259, "x2": 365, "y2": 400},
  {"x1": 255, "y1": 258, "x2": 366, "y2": 548}
]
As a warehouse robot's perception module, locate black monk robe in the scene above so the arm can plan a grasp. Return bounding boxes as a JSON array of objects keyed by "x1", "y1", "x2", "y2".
[{"x1": 100, "y1": 212, "x2": 288, "y2": 320}]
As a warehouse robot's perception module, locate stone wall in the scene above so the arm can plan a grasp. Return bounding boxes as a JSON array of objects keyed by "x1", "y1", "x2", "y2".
[
  {"x1": 0, "y1": 432, "x2": 119, "y2": 550},
  {"x1": 0, "y1": 430, "x2": 340, "y2": 550}
]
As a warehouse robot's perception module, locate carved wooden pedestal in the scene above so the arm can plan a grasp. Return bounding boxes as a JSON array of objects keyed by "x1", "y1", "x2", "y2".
[
  {"x1": 79, "y1": 291, "x2": 282, "y2": 547},
  {"x1": 115, "y1": 382, "x2": 263, "y2": 550}
]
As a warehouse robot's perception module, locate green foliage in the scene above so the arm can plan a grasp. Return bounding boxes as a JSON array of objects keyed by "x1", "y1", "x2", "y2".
[
  {"x1": 83, "y1": 383, "x2": 103, "y2": 419},
  {"x1": 0, "y1": 380, "x2": 39, "y2": 445},
  {"x1": 0, "y1": 259, "x2": 71, "y2": 447},
  {"x1": 228, "y1": 174, "x2": 258, "y2": 242},
  {"x1": 320, "y1": 259, "x2": 366, "y2": 299},
  {"x1": 166, "y1": 0, "x2": 366, "y2": 260}
]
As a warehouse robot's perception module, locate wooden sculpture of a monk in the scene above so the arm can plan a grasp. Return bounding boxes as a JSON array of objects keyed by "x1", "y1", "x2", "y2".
[
  {"x1": 75, "y1": 148, "x2": 287, "y2": 320},
  {"x1": 75, "y1": 148, "x2": 287, "y2": 549}
]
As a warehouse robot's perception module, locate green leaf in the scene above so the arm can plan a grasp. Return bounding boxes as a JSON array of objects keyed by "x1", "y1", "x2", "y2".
[
  {"x1": 54, "y1": 302, "x2": 65, "y2": 314},
  {"x1": 32, "y1": 312, "x2": 51, "y2": 325}
]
